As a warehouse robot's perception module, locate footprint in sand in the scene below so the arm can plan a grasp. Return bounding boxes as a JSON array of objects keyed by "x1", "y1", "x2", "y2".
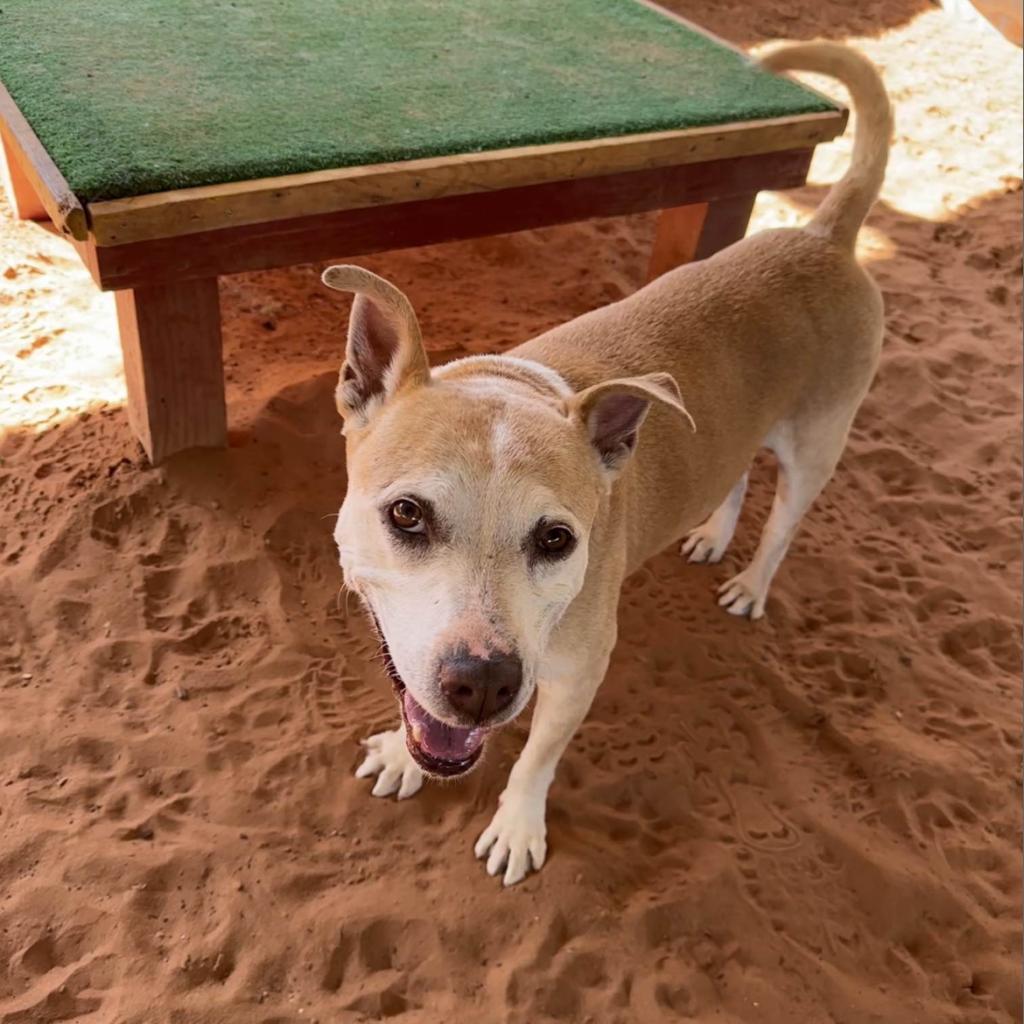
[
  {"x1": 316, "y1": 916, "x2": 431, "y2": 1017},
  {"x1": 4, "y1": 917, "x2": 114, "y2": 1024},
  {"x1": 89, "y1": 490, "x2": 157, "y2": 550},
  {"x1": 687, "y1": 705, "x2": 802, "y2": 854}
]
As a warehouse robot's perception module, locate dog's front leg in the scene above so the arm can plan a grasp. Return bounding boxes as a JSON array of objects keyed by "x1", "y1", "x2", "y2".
[{"x1": 474, "y1": 654, "x2": 607, "y2": 887}]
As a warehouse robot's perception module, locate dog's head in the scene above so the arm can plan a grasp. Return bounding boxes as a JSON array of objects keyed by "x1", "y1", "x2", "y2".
[{"x1": 324, "y1": 266, "x2": 693, "y2": 778}]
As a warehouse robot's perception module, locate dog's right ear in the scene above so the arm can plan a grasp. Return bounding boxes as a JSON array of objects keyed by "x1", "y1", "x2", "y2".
[{"x1": 322, "y1": 265, "x2": 430, "y2": 428}]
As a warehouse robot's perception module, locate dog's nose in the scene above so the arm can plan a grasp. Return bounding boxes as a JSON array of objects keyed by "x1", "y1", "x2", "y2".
[{"x1": 439, "y1": 651, "x2": 523, "y2": 722}]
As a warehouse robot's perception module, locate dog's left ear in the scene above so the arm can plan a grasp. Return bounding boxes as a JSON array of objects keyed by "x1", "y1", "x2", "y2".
[
  {"x1": 571, "y1": 372, "x2": 696, "y2": 473},
  {"x1": 322, "y1": 265, "x2": 430, "y2": 428}
]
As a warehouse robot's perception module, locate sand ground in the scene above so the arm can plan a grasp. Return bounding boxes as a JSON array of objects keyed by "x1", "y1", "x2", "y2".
[{"x1": 0, "y1": 2, "x2": 1021, "y2": 1023}]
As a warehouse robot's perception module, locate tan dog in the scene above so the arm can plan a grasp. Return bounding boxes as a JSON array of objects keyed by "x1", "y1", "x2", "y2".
[{"x1": 324, "y1": 43, "x2": 890, "y2": 885}]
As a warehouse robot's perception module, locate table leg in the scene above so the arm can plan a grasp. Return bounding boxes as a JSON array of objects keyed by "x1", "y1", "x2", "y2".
[
  {"x1": 647, "y1": 192, "x2": 758, "y2": 281},
  {"x1": 114, "y1": 277, "x2": 227, "y2": 464},
  {"x1": 1, "y1": 129, "x2": 48, "y2": 222}
]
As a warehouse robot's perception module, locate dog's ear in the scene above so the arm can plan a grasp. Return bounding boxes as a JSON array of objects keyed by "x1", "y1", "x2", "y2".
[
  {"x1": 322, "y1": 265, "x2": 430, "y2": 427},
  {"x1": 571, "y1": 372, "x2": 696, "y2": 473}
]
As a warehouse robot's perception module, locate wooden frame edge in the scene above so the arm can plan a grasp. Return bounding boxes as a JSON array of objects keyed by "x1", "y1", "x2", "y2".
[
  {"x1": 87, "y1": 110, "x2": 845, "y2": 247},
  {"x1": 87, "y1": 146, "x2": 815, "y2": 291},
  {"x1": 0, "y1": 82, "x2": 88, "y2": 241}
]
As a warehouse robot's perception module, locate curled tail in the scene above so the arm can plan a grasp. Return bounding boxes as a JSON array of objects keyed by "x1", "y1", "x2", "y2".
[{"x1": 760, "y1": 42, "x2": 892, "y2": 249}]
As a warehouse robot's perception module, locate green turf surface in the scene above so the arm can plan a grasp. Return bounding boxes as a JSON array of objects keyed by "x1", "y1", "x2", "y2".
[{"x1": 0, "y1": 0, "x2": 834, "y2": 202}]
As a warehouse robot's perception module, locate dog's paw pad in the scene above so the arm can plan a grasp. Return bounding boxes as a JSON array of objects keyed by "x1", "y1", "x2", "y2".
[
  {"x1": 717, "y1": 571, "x2": 768, "y2": 620},
  {"x1": 355, "y1": 728, "x2": 423, "y2": 799},
  {"x1": 474, "y1": 790, "x2": 547, "y2": 887}
]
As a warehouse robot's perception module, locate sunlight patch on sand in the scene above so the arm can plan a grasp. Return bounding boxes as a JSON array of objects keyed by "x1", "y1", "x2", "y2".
[
  {"x1": 0, "y1": 217, "x2": 123, "y2": 433},
  {"x1": 753, "y1": 10, "x2": 1023, "y2": 224}
]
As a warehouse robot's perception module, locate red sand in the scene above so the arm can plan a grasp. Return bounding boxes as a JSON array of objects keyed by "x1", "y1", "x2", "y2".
[{"x1": 0, "y1": 3, "x2": 1021, "y2": 1023}]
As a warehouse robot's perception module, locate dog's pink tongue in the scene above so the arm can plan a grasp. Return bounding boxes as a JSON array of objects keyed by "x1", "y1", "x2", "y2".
[{"x1": 403, "y1": 690, "x2": 484, "y2": 760}]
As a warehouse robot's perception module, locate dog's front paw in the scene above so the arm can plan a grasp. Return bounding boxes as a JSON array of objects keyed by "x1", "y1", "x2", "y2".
[
  {"x1": 717, "y1": 569, "x2": 769, "y2": 620},
  {"x1": 474, "y1": 788, "x2": 547, "y2": 887},
  {"x1": 355, "y1": 728, "x2": 423, "y2": 799},
  {"x1": 681, "y1": 521, "x2": 731, "y2": 564}
]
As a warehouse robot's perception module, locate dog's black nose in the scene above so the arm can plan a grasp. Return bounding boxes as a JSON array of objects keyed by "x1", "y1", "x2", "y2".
[{"x1": 439, "y1": 651, "x2": 523, "y2": 722}]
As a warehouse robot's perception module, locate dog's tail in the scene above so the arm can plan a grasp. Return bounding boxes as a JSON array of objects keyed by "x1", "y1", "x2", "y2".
[{"x1": 759, "y1": 42, "x2": 891, "y2": 250}]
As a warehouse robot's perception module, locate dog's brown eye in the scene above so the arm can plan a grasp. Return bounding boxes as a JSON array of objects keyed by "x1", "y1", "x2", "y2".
[
  {"x1": 535, "y1": 523, "x2": 575, "y2": 558},
  {"x1": 389, "y1": 499, "x2": 424, "y2": 533}
]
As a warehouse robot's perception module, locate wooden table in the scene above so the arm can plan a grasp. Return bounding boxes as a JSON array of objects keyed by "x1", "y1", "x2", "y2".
[{"x1": 0, "y1": 1, "x2": 845, "y2": 462}]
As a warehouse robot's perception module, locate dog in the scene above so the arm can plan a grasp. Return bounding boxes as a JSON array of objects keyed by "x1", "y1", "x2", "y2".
[{"x1": 323, "y1": 42, "x2": 890, "y2": 885}]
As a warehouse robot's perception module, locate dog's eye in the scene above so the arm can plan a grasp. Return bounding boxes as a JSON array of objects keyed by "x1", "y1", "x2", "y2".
[
  {"x1": 534, "y1": 522, "x2": 576, "y2": 559},
  {"x1": 389, "y1": 498, "x2": 425, "y2": 533}
]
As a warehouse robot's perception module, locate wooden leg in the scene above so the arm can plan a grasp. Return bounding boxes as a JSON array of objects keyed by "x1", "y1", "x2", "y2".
[
  {"x1": 647, "y1": 192, "x2": 758, "y2": 281},
  {"x1": 0, "y1": 129, "x2": 48, "y2": 222},
  {"x1": 114, "y1": 278, "x2": 227, "y2": 463}
]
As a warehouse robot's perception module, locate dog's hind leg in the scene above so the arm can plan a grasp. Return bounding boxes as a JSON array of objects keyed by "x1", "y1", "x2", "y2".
[
  {"x1": 681, "y1": 471, "x2": 749, "y2": 564},
  {"x1": 717, "y1": 410, "x2": 855, "y2": 619}
]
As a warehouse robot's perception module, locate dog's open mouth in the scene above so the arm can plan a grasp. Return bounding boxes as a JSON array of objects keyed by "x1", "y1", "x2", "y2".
[
  {"x1": 395, "y1": 679, "x2": 486, "y2": 777},
  {"x1": 370, "y1": 613, "x2": 486, "y2": 777}
]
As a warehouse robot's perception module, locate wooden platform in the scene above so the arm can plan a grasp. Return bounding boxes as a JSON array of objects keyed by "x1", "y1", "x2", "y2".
[{"x1": 0, "y1": 1, "x2": 846, "y2": 462}]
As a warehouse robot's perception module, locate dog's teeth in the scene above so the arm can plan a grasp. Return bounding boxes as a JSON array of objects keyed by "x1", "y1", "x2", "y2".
[{"x1": 411, "y1": 724, "x2": 424, "y2": 745}]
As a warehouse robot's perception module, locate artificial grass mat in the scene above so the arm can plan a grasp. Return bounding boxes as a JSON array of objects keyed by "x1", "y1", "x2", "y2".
[{"x1": 0, "y1": 0, "x2": 834, "y2": 202}]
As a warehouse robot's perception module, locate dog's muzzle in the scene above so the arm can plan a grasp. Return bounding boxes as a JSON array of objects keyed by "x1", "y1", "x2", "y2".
[{"x1": 369, "y1": 613, "x2": 490, "y2": 777}]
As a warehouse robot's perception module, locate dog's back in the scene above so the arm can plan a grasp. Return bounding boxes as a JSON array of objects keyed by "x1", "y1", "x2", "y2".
[{"x1": 516, "y1": 43, "x2": 891, "y2": 562}]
